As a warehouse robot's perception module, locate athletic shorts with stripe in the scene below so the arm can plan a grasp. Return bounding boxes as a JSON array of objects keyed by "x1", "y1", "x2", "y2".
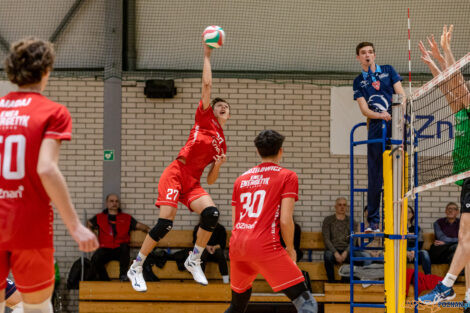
[
  {"x1": 0, "y1": 248, "x2": 55, "y2": 293},
  {"x1": 230, "y1": 250, "x2": 305, "y2": 293},
  {"x1": 155, "y1": 160, "x2": 209, "y2": 210}
]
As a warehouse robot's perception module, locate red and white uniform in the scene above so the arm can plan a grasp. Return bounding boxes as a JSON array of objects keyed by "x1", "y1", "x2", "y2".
[
  {"x1": 0, "y1": 91, "x2": 72, "y2": 292},
  {"x1": 229, "y1": 162, "x2": 304, "y2": 293},
  {"x1": 155, "y1": 100, "x2": 226, "y2": 209}
]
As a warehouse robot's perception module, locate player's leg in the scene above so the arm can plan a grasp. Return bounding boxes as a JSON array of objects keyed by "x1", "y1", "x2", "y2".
[
  {"x1": 128, "y1": 161, "x2": 181, "y2": 291},
  {"x1": 128, "y1": 205, "x2": 176, "y2": 292},
  {"x1": 5, "y1": 287, "x2": 23, "y2": 313},
  {"x1": 0, "y1": 284, "x2": 4, "y2": 313},
  {"x1": 224, "y1": 260, "x2": 257, "y2": 313},
  {"x1": 282, "y1": 282, "x2": 318, "y2": 313},
  {"x1": 419, "y1": 179, "x2": 470, "y2": 304},
  {"x1": 258, "y1": 252, "x2": 317, "y2": 312},
  {"x1": 184, "y1": 194, "x2": 219, "y2": 285},
  {"x1": 11, "y1": 248, "x2": 55, "y2": 313}
]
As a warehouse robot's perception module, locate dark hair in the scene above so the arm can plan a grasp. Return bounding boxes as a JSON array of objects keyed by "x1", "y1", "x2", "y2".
[
  {"x1": 105, "y1": 193, "x2": 120, "y2": 202},
  {"x1": 446, "y1": 202, "x2": 459, "y2": 210},
  {"x1": 211, "y1": 97, "x2": 230, "y2": 110},
  {"x1": 254, "y1": 130, "x2": 285, "y2": 157},
  {"x1": 356, "y1": 42, "x2": 375, "y2": 56},
  {"x1": 4, "y1": 38, "x2": 55, "y2": 86},
  {"x1": 408, "y1": 206, "x2": 415, "y2": 225}
]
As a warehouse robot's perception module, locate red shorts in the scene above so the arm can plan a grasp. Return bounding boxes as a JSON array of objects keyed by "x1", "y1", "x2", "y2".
[
  {"x1": 155, "y1": 160, "x2": 208, "y2": 210},
  {"x1": 0, "y1": 248, "x2": 55, "y2": 293},
  {"x1": 230, "y1": 250, "x2": 305, "y2": 293}
]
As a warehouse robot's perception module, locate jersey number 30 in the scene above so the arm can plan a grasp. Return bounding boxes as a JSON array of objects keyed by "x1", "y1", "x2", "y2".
[
  {"x1": 0, "y1": 135, "x2": 26, "y2": 179},
  {"x1": 240, "y1": 190, "x2": 266, "y2": 219}
]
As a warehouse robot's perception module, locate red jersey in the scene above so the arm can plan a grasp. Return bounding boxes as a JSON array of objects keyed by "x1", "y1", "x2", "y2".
[
  {"x1": 0, "y1": 92, "x2": 72, "y2": 250},
  {"x1": 230, "y1": 162, "x2": 299, "y2": 261},
  {"x1": 177, "y1": 100, "x2": 226, "y2": 178}
]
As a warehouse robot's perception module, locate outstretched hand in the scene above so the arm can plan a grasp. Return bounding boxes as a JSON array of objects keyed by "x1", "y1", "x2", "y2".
[
  {"x1": 418, "y1": 41, "x2": 434, "y2": 65},
  {"x1": 440, "y1": 24, "x2": 453, "y2": 51},
  {"x1": 427, "y1": 35, "x2": 445, "y2": 66}
]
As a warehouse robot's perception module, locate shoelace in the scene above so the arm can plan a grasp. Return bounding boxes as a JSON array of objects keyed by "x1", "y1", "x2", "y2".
[{"x1": 188, "y1": 258, "x2": 203, "y2": 266}]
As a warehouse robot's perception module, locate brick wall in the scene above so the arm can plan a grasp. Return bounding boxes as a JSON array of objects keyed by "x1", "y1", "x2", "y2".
[{"x1": 43, "y1": 77, "x2": 461, "y2": 312}]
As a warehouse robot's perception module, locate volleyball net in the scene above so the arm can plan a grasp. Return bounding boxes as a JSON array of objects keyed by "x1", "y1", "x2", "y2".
[{"x1": 406, "y1": 53, "x2": 470, "y2": 196}]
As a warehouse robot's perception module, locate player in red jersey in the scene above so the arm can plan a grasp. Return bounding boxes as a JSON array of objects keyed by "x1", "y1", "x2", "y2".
[
  {"x1": 0, "y1": 38, "x2": 98, "y2": 313},
  {"x1": 225, "y1": 130, "x2": 317, "y2": 313},
  {"x1": 128, "y1": 41, "x2": 230, "y2": 291}
]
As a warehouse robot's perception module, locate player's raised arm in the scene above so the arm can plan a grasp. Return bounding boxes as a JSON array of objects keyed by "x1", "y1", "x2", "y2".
[
  {"x1": 201, "y1": 43, "x2": 213, "y2": 110},
  {"x1": 37, "y1": 138, "x2": 98, "y2": 252},
  {"x1": 207, "y1": 154, "x2": 227, "y2": 185},
  {"x1": 280, "y1": 197, "x2": 296, "y2": 262}
]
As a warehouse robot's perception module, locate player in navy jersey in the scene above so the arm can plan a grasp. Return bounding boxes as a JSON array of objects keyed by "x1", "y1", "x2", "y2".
[{"x1": 353, "y1": 42, "x2": 406, "y2": 232}]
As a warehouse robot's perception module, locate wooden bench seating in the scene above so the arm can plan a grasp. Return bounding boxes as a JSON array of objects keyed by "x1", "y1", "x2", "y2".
[{"x1": 80, "y1": 230, "x2": 458, "y2": 313}]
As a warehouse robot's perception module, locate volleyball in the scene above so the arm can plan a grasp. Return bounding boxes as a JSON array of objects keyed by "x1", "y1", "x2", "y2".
[{"x1": 202, "y1": 26, "x2": 225, "y2": 49}]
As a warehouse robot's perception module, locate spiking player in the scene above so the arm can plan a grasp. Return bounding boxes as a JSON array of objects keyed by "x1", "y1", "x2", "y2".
[
  {"x1": 416, "y1": 25, "x2": 470, "y2": 309},
  {"x1": 0, "y1": 38, "x2": 98, "y2": 313},
  {"x1": 128, "y1": 40, "x2": 230, "y2": 291},
  {"x1": 225, "y1": 130, "x2": 317, "y2": 313}
]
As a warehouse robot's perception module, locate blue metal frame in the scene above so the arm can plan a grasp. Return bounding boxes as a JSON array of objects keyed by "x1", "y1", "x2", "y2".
[{"x1": 349, "y1": 121, "x2": 419, "y2": 313}]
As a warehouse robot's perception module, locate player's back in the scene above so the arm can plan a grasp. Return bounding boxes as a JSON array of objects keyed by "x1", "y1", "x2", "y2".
[
  {"x1": 230, "y1": 162, "x2": 298, "y2": 261},
  {"x1": 0, "y1": 91, "x2": 72, "y2": 250}
]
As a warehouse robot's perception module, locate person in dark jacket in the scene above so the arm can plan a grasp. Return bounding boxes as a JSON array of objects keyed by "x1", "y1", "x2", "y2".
[
  {"x1": 88, "y1": 194, "x2": 150, "y2": 281},
  {"x1": 428, "y1": 202, "x2": 460, "y2": 265},
  {"x1": 193, "y1": 221, "x2": 229, "y2": 283}
]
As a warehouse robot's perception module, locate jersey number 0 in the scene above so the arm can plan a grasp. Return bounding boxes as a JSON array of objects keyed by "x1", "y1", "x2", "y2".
[{"x1": 0, "y1": 134, "x2": 26, "y2": 179}]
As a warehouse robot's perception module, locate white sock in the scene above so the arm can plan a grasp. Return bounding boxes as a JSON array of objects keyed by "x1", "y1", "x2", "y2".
[
  {"x1": 23, "y1": 297, "x2": 53, "y2": 313},
  {"x1": 0, "y1": 301, "x2": 5, "y2": 313},
  {"x1": 190, "y1": 245, "x2": 204, "y2": 261},
  {"x1": 133, "y1": 252, "x2": 147, "y2": 267},
  {"x1": 222, "y1": 275, "x2": 229, "y2": 284},
  {"x1": 442, "y1": 273, "x2": 457, "y2": 287},
  {"x1": 465, "y1": 288, "x2": 470, "y2": 302}
]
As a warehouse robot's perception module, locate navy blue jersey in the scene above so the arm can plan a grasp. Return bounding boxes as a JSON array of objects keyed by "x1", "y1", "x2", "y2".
[
  {"x1": 5, "y1": 278, "x2": 16, "y2": 300},
  {"x1": 353, "y1": 64, "x2": 402, "y2": 114}
]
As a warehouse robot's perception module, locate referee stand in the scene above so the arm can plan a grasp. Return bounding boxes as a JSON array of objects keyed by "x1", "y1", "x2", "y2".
[{"x1": 349, "y1": 102, "x2": 419, "y2": 313}]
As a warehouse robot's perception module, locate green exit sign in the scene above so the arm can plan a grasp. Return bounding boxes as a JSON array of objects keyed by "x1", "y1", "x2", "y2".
[{"x1": 104, "y1": 150, "x2": 114, "y2": 161}]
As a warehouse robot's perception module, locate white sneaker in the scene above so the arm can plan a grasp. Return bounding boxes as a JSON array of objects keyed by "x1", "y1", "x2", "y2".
[
  {"x1": 127, "y1": 260, "x2": 147, "y2": 292},
  {"x1": 184, "y1": 253, "x2": 208, "y2": 286}
]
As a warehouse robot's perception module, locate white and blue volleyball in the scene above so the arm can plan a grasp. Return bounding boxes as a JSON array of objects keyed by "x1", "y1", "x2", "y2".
[{"x1": 203, "y1": 26, "x2": 225, "y2": 49}]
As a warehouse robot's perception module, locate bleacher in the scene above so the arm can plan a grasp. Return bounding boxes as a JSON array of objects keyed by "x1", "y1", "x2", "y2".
[{"x1": 79, "y1": 230, "x2": 463, "y2": 313}]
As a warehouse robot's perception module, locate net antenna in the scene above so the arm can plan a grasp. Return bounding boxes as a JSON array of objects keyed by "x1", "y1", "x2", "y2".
[
  {"x1": 407, "y1": 8, "x2": 416, "y2": 199},
  {"x1": 405, "y1": 53, "x2": 470, "y2": 198}
]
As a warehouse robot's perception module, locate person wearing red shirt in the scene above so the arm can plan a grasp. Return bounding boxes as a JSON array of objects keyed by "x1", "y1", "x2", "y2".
[
  {"x1": 128, "y1": 41, "x2": 230, "y2": 291},
  {"x1": 87, "y1": 194, "x2": 150, "y2": 281},
  {"x1": 0, "y1": 38, "x2": 98, "y2": 313},
  {"x1": 225, "y1": 130, "x2": 317, "y2": 313}
]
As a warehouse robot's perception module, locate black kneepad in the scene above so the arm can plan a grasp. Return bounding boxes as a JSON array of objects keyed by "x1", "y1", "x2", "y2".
[
  {"x1": 200, "y1": 206, "x2": 220, "y2": 232},
  {"x1": 149, "y1": 218, "x2": 173, "y2": 242}
]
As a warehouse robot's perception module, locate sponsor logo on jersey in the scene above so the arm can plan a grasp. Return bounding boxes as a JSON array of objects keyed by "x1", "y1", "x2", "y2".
[
  {"x1": 235, "y1": 221, "x2": 257, "y2": 230},
  {"x1": 244, "y1": 166, "x2": 282, "y2": 175},
  {"x1": 0, "y1": 110, "x2": 30, "y2": 128},
  {"x1": 0, "y1": 98, "x2": 31, "y2": 108},
  {"x1": 360, "y1": 80, "x2": 369, "y2": 88},
  {"x1": 0, "y1": 185, "x2": 24, "y2": 199},
  {"x1": 240, "y1": 175, "x2": 270, "y2": 188}
]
